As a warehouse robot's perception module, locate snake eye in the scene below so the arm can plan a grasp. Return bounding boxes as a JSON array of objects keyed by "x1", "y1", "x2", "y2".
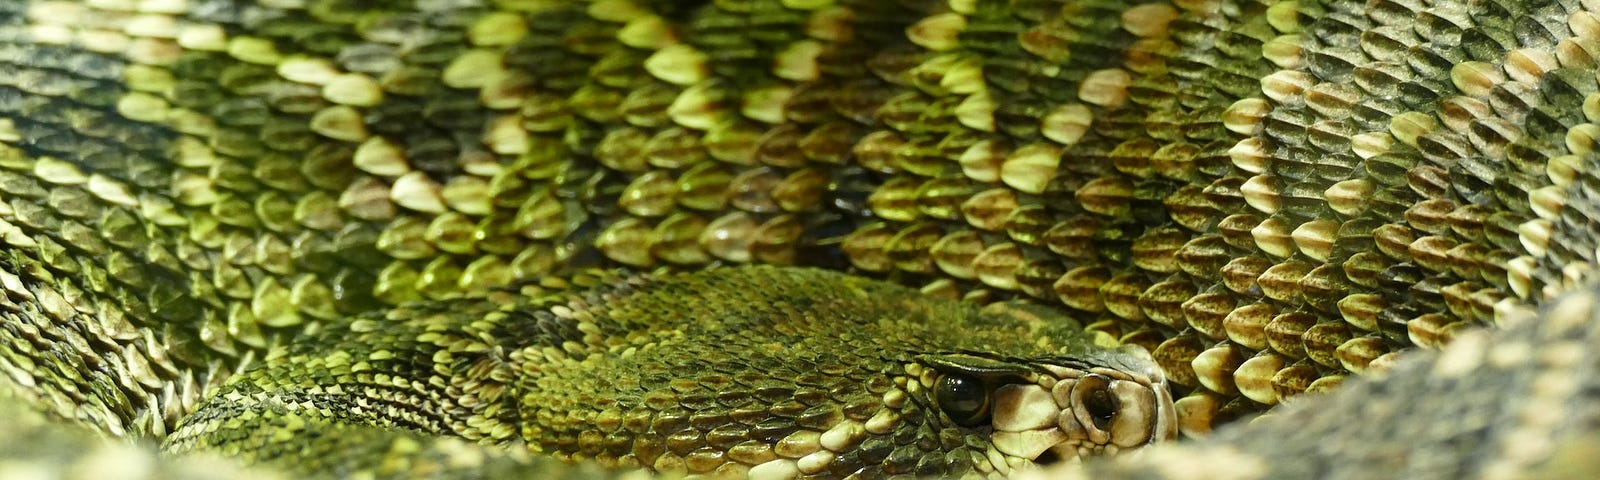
[
  {"x1": 1081, "y1": 381, "x2": 1117, "y2": 430},
  {"x1": 934, "y1": 374, "x2": 991, "y2": 427}
]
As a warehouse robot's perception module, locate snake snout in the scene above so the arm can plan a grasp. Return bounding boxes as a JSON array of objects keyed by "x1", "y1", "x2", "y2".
[{"x1": 989, "y1": 365, "x2": 1177, "y2": 467}]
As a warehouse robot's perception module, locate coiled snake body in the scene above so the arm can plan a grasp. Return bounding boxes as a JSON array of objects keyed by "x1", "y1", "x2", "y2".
[{"x1": 1, "y1": 0, "x2": 1599, "y2": 478}]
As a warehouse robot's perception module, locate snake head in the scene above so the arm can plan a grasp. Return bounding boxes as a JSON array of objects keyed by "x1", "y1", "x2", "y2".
[{"x1": 917, "y1": 348, "x2": 1178, "y2": 473}]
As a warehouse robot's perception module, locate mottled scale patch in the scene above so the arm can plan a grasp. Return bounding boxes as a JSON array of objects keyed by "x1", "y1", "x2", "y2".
[{"x1": 2, "y1": 0, "x2": 1600, "y2": 479}]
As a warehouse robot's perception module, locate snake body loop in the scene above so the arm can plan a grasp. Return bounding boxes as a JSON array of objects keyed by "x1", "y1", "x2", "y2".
[{"x1": 1, "y1": 0, "x2": 1599, "y2": 478}]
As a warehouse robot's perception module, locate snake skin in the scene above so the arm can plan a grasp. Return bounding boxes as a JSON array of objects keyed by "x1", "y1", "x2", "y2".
[{"x1": 2, "y1": 0, "x2": 1600, "y2": 478}]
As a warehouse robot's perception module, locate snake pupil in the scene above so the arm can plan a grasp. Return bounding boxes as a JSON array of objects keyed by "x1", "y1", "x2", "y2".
[
  {"x1": 934, "y1": 374, "x2": 990, "y2": 427},
  {"x1": 1084, "y1": 387, "x2": 1118, "y2": 430}
]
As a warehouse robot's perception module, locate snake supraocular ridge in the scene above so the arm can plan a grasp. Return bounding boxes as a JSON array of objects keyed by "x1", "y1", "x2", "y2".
[{"x1": 3, "y1": 0, "x2": 1600, "y2": 478}]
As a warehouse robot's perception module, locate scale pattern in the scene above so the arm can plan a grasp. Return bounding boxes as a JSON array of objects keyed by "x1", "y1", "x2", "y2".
[{"x1": 1, "y1": 0, "x2": 1600, "y2": 478}]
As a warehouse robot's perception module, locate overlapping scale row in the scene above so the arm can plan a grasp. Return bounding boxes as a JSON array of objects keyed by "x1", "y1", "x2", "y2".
[
  {"x1": 0, "y1": 0, "x2": 925, "y2": 436},
  {"x1": 1152, "y1": 0, "x2": 1600, "y2": 432},
  {"x1": 816, "y1": 0, "x2": 1283, "y2": 430},
  {"x1": 820, "y1": 0, "x2": 1600, "y2": 433},
  {"x1": 0, "y1": 1, "x2": 237, "y2": 437}
]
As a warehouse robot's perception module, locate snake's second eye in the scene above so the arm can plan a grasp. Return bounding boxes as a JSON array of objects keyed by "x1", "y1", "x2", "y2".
[{"x1": 935, "y1": 374, "x2": 991, "y2": 427}]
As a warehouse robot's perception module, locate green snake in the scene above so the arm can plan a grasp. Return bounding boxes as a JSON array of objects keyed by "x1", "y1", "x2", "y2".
[{"x1": 1, "y1": 0, "x2": 1599, "y2": 478}]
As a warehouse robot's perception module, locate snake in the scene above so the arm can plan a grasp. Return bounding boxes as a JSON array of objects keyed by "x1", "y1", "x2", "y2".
[{"x1": 1, "y1": 0, "x2": 1599, "y2": 478}]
